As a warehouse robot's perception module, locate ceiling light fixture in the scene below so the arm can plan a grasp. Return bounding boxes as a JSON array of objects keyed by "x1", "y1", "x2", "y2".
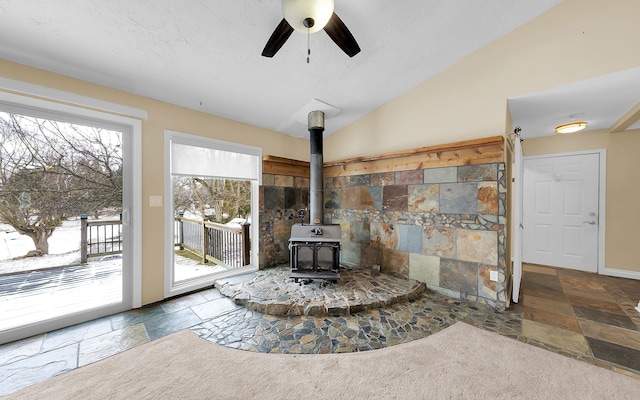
[
  {"x1": 282, "y1": 0, "x2": 334, "y2": 34},
  {"x1": 554, "y1": 121, "x2": 588, "y2": 134}
]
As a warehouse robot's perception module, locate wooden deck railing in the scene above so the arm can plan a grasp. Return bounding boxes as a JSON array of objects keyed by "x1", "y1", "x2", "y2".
[
  {"x1": 175, "y1": 216, "x2": 250, "y2": 269},
  {"x1": 80, "y1": 215, "x2": 122, "y2": 263},
  {"x1": 79, "y1": 214, "x2": 250, "y2": 268}
]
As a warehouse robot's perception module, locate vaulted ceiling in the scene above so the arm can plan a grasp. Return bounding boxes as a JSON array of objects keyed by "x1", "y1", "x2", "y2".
[
  {"x1": 2, "y1": 1, "x2": 638, "y2": 141},
  {"x1": 0, "y1": 0, "x2": 569, "y2": 139}
]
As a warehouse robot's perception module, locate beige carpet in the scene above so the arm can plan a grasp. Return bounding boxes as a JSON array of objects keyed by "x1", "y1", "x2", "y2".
[{"x1": 5, "y1": 322, "x2": 640, "y2": 399}]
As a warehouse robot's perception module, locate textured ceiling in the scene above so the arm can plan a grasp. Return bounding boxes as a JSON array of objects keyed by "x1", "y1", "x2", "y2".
[{"x1": 0, "y1": 0, "x2": 565, "y2": 139}]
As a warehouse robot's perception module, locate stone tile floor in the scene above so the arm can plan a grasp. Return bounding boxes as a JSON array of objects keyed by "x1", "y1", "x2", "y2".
[
  {"x1": 1, "y1": 263, "x2": 639, "y2": 396},
  {"x1": 192, "y1": 290, "x2": 521, "y2": 354},
  {"x1": 512, "y1": 264, "x2": 640, "y2": 377}
]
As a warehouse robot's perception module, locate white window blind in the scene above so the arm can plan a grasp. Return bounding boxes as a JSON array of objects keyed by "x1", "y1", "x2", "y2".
[{"x1": 170, "y1": 140, "x2": 260, "y2": 181}]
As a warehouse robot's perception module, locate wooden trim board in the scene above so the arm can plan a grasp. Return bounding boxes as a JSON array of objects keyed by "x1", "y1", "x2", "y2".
[
  {"x1": 262, "y1": 136, "x2": 505, "y2": 178},
  {"x1": 263, "y1": 155, "x2": 309, "y2": 177},
  {"x1": 325, "y1": 136, "x2": 504, "y2": 177}
]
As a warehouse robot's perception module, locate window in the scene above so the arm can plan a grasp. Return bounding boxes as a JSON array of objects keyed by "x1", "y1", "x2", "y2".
[{"x1": 164, "y1": 130, "x2": 261, "y2": 297}]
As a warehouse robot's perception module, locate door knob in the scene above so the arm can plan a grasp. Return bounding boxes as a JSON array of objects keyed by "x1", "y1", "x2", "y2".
[{"x1": 583, "y1": 220, "x2": 596, "y2": 225}]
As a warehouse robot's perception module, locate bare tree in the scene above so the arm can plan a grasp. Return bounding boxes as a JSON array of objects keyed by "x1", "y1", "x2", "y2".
[
  {"x1": 0, "y1": 112, "x2": 122, "y2": 255},
  {"x1": 173, "y1": 176, "x2": 250, "y2": 224}
]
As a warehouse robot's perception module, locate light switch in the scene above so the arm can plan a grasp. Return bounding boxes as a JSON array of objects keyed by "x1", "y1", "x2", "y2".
[{"x1": 149, "y1": 195, "x2": 163, "y2": 207}]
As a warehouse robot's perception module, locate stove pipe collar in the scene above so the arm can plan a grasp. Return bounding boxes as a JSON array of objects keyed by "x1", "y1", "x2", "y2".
[{"x1": 308, "y1": 110, "x2": 325, "y2": 130}]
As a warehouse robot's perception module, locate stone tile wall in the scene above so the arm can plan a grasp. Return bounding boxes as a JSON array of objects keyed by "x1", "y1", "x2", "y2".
[
  {"x1": 259, "y1": 173, "x2": 309, "y2": 268},
  {"x1": 325, "y1": 163, "x2": 507, "y2": 309}
]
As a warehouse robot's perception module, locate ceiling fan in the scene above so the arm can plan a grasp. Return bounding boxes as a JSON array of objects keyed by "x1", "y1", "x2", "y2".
[{"x1": 262, "y1": 0, "x2": 361, "y2": 58}]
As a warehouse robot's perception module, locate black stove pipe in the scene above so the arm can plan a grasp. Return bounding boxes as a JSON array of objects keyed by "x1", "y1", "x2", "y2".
[{"x1": 308, "y1": 110, "x2": 325, "y2": 225}]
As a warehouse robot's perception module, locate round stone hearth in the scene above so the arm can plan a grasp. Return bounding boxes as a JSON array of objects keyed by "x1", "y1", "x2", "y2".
[{"x1": 214, "y1": 265, "x2": 426, "y2": 316}]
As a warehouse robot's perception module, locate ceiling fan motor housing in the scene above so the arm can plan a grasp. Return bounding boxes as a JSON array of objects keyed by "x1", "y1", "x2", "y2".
[{"x1": 303, "y1": 18, "x2": 315, "y2": 29}]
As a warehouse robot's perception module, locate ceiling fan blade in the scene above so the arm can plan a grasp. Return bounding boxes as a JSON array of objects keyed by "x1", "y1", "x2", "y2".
[
  {"x1": 323, "y1": 12, "x2": 361, "y2": 57},
  {"x1": 262, "y1": 18, "x2": 294, "y2": 57}
]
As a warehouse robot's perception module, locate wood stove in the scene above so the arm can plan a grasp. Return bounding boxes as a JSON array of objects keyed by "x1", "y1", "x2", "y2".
[
  {"x1": 289, "y1": 224, "x2": 340, "y2": 282},
  {"x1": 289, "y1": 110, "x2": 341, "y2": 282}
]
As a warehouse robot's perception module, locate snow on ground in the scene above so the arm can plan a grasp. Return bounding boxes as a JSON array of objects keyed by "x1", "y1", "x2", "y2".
[
  {"x1": 0, "y1": 217, "x2": 85, "y2": 259},
  {"x1": 1, "y1": 217, "x2": 99, "y2": 274}
]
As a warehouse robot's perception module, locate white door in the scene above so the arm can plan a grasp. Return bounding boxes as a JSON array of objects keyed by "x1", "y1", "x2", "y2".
[{"x1": 523, "y1": 153, "x2": 600, "y2": 272}]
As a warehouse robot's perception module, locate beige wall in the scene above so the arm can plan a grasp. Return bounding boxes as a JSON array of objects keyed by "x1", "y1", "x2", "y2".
[
  {"x1": 325, "y1": 0, "x2": 640, "y2": 161},
  {"x1": 0, "y1": 59, "x2": 310, "y2": 304},
  {"x1": 524, "y1": 129, "x2": 640, "y2": 273}
]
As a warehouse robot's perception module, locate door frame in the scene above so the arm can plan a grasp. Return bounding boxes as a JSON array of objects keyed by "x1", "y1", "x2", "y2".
[
  {"x1": 522, "y1": 149, "x2": 607, "y2": 275},
  {"x1": 512, "y1": 133, "x2": 523, "y2": 303},
  {"x1": 0, "y1": 77, "x2": 143, "y2": 343}
]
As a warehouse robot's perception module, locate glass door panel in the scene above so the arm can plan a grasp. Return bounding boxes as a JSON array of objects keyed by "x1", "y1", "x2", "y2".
[{"x1": 0, "y1": 110, "x2": 130, "y2": 343}]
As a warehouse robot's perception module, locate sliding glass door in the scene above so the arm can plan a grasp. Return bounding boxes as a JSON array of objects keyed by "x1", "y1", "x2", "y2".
[{"x1": 0, "y1": 104, "x2": 135, "y2": 344}]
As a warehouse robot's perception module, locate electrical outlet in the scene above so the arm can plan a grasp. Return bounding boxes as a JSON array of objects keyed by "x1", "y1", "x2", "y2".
[{"x1": 489, "y1": 270, "x2": 498, "y2": 282}]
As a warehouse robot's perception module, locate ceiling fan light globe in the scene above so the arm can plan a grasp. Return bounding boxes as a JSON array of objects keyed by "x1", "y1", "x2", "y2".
[{"x1": 282, "y1": 0, "x2": 334, "y2": 34}]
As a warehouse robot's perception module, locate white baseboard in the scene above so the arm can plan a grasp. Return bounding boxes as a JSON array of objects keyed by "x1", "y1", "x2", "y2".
[{"x1": 601, "y1": 267, "x2": 640, "y2": 280}]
